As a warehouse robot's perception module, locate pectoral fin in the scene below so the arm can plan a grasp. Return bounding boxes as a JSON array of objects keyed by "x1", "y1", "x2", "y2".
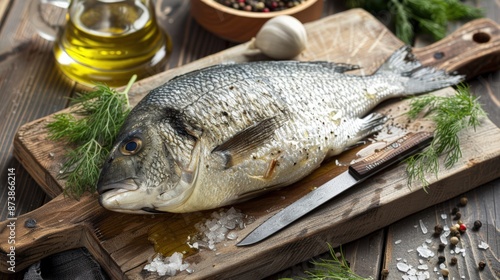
[{"x1": 212, "y1": 117, "x2": 282, "y2": 168}]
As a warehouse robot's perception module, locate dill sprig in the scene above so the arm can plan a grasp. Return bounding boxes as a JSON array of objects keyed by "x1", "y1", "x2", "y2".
[
  {"x1": 280, "y1": 244, "x2": 369, "y2": 280},
  {"x1": 347, "y1": 0, "x2": 483, "y2": 44},
  {"x1": 405, "y1": 84, "x2": 486, "y2": 189},
  {"x1": 47, "y1": 75, "x2": 136, "y2": 198}
]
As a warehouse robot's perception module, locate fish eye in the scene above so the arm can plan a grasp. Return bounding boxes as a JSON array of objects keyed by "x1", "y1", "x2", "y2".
[{"x1": 120, "y1": 138, "x2": 142, "y2": 155}]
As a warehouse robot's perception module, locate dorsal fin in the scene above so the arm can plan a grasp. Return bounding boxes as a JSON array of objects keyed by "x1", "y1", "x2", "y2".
[{"x1": 212, "y1": 117, "x2": 282, "y2": 169}]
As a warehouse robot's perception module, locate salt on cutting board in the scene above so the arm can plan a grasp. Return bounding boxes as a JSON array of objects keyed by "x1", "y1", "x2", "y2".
[{"x1": 1, "y1": 9, "x2": 500, "y2": 280}]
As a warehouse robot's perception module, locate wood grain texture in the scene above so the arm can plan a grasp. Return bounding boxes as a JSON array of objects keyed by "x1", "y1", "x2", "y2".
[
  {"x1": 0, "y1": 0, "x2": 73, "y2": 221},
  {"x1": 1, "y1": 8, "x2": 500, "y2": 280}
]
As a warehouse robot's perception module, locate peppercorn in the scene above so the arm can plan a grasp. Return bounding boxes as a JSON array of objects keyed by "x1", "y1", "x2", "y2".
[
  {"x1": 450, "y1": 257, "x2": 457, "y2": 265},
  {"x1": 451, "y1": 207, "x2": 459, "y2": 215},
  {"x1": 478, "y1": 261, "x2": 486, "y2": 270},
  {"x1": 450, "y1": 236, "x2": 460, "y2": 245},
  {"x1": 473, "y1": 220, "x2": 482, "y2": 230},
  {"x1": 441, "y1": 268, "x2": 449, "y2": 277},
  {"x1": 459, "y1": 223, "x2": 467, "y2": 233},
  {"x1": 459, "y1": 197, "x2": 468, "y2": 206},
  {"x1": 438, "y1": 243, "x2": 446, "y2": 252},
  {"x1": 454, "y1": 212, "x2": 462, "y2": 220},
  {"x1": 438, "y1": 255, "x2": 446, "y2": 264},
  {"x1": 434, "y1": 224, "x2": 444, "y2": 236},
  {"x1": 450, "y1": 226, "x2": 459, "y2": 236}
]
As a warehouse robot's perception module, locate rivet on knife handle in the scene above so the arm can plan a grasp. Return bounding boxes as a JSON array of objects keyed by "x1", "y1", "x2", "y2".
[{"x1": 349, "y1": 131, "x2": 434, "y2": 180}]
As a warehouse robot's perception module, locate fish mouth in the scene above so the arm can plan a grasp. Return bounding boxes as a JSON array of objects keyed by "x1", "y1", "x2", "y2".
[{"x1": 97, "y1": 178, "x2": 139, "y2": 195}]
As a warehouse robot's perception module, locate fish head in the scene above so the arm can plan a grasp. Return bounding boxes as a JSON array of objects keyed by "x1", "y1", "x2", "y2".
[{"x1": 97, "y1": 114, "x2": 201, "y2": 214}]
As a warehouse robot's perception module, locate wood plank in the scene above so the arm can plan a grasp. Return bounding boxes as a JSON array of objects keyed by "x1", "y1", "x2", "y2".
[
  {"x1": 266, "y1": 229, "x2": 387, "y2": 279},
  {"x1": 0, "y1": 0, "x2": 71, "y2": 221},
  {"x1": 2, "y1": 9, "x2": 500, "y2": 280},
  {"x1": 383, "y1": 181, "x2": 500, "y2": 279}
]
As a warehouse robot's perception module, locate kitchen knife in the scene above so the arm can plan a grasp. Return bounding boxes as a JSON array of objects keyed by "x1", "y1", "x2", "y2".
[{"x1": 237, "y1": 131, "x2": 433, "y2": 246}]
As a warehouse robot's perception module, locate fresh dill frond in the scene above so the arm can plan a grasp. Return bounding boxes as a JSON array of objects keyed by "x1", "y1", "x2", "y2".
[
  {"x1": 280, "y1": 244, "x2": 370, "y2": 280},
  {"x1": 405, "y1": 84, "x2": 486, "y2": 189},
  {"x1": 347, "y1": 0, "x2": 483, "y2": 44},
  {"x1": 47, "y1": 75, "x2": 136, "y2": 197}
]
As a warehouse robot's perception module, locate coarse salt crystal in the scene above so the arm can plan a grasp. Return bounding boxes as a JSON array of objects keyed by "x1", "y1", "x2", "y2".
[
  {"x1": 417, "y1": 264, "x2": 428, "y2": 270},
  {"x1": 425, "y1": 239, "x2": 432, "y2": 244},
  {"x1": 226, "y1": 231, "x2": 238, "y2": 240},
  {"x1": 397, "y1": 262, "x2": 410, "y2": 272},
  {"x1": 417, "y1": 245, "x2": 434, "y2": 259},
  {"x1": 395, "y1": 239, "x2": 402, "y2": 244},
  {"x1": 478, "y1": 241, "x2": 490, "y2": 250},
  {"x1": 440, "y1": 232, "x2": 448, "y2": 245},
  {"x1": 419, "y1": 219, "x2": 428, "y2": 234},
  {"x1": 144, "y1": 253, "x2": 190, "y2": 277}
]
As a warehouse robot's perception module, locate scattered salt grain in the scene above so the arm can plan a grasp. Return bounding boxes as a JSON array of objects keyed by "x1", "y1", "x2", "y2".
[
  {"x1": 226, "y1": 231, "x2": 238, "y2": 240},
  {"x1": 397, "y1": 262, "x2": 410, "y2": 272},
  {"x1": 425, "y1": 239, "x2": 432, "y2": 244},
  {"x1": 417, "y1": 264, "x2": 428, "y2": 270},
  {"x1": 441, "y1": 214, "x2": 447, "y2": 220},
  {"x1": 408, "y1": 249, "x2": 414, "y2": 253},
  {"x1": 478, "y1": 241, "x2": 490, "y2": 250},
  {"x1": 144, "y1": 252, "x2": 190, "y2": 277},
  {"x1": 419, "y1": 219, "x2": 428, "y2": 234},
  {"x1": 395, "y1": 239, "x2": 402, "y2": 244},
  {"x1": 440, "y1": 231, "x2": 449, "y2": 245},
  {"x1": 190, "y1": 207, "x2": 252, "y2": 251},
  {"x1": 417, "y1": 245, "x2": 434, "y2": 259}
]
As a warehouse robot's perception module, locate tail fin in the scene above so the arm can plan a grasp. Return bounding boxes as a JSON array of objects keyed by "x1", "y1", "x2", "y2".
[{"x1": 377, "y1": 46, "x2": 464, "y2": 94}]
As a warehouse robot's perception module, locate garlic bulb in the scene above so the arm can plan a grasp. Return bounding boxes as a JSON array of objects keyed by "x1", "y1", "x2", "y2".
[{"x1": 249, "y1": 15, "x2": 307, "y2": 60}]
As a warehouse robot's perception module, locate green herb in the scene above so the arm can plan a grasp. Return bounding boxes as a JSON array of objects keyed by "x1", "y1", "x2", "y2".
[
  {"x1": 280, "y1": 244, "x2": 370, "y2": 280},
  {"x1": 405, "y1": 84, "x2": 486, "y2": 189},
  {"x1": 347, "y1": 0, "x2": 483, "y2": 44},
  {"x1": 47, "y1": 75, "x2": 136, "y2": 197}
]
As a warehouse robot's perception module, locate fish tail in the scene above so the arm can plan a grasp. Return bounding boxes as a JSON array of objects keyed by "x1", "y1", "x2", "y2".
[{"x1": 377, "y1": 46, "x2": 464, "y2": 94}]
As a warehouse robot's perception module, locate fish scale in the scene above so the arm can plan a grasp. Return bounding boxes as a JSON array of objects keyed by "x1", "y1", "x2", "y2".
[{"x1": 97, "y1": 47, "x2": 463, "y2": 213}]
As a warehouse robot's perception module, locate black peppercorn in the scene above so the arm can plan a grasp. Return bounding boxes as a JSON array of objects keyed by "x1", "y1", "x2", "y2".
[
  {"x1": 450, "y1": 257, "x2": 457, "y2": 265},
  {"x1": 438, "y1": 255, "x2": 446, "y2": 263},
  {"x1": 438, "y1": 243, "x2": 446, "y2": 252},
  {"x1": 434, "y1": 224, "x2": 444, "y2": 236},
  {"x1": 478, "y1": 261, "x2": 486, "y2": 270},
  {"x1": 454, "y1": 212, "x2": 462, "y2": 220},
  {"x1": 473, "y1": 220, "x2": 482, "y2": 230},
  {"x1": 451, "y1": 207, "x2": 459, "y2": 215}
]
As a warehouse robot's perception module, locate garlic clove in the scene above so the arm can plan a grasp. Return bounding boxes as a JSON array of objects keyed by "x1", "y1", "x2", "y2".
[{"x1": 251, "y1": 15, "x2": 307, "y2": 60}]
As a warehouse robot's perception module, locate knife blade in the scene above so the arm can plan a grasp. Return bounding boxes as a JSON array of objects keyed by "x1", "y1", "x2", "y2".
[{"x1": 236, "y1": 131, "x2": 433, "y2": 246}]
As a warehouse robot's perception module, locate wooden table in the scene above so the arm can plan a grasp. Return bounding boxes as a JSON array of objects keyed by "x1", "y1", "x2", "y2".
[{"x1": 0, "y1": 0, "x2": 498, "y2": 279}]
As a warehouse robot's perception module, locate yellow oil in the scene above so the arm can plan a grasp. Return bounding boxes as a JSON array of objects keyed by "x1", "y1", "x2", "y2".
[
  {"x1": 54, "y1": 0, "x2": 172, "y2": 87},
  {"x1": 147, "y1": 213, "x2": 205, "y2": 257}
]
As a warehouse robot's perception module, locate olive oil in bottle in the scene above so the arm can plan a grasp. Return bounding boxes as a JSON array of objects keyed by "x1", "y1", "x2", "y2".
[{"x1": 54, "y1": 0, "x2": 171, "y2": 87}]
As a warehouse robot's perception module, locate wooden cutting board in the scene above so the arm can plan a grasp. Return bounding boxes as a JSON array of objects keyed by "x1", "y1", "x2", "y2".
[{"x1": 2, "y1": 9, "x2": 500, "y2": 279}]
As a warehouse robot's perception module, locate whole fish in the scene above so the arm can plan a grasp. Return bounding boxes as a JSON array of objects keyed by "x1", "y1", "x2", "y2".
[{"x1": 97, "y1": 47, "x2": 462, "y2": 214}]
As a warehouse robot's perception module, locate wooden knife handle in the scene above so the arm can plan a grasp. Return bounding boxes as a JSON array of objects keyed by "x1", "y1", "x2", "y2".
[
  {"x1": 413, "y1": 18, "x2": 500, "y2": 79},
  {"x1": 349, "y1": 132, "x2": 433, "y2": 180}
]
